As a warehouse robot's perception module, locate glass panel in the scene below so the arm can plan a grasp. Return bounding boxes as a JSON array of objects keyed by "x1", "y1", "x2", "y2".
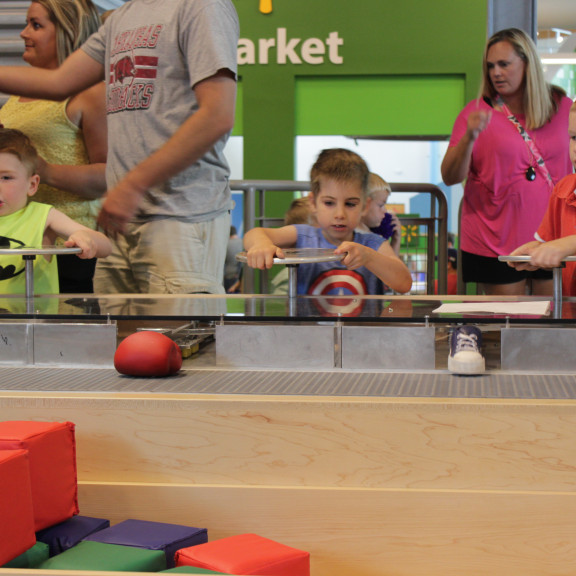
[{"x1": 0, "y1": 294, "x2": 569, "y2": 325}]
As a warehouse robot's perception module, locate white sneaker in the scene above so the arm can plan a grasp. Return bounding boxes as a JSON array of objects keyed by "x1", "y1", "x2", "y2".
[{"x1": 448, "y1": 325, "x2": 485, "y2": 374}]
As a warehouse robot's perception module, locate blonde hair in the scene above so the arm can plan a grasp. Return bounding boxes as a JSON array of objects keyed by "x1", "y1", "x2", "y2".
[
  {"x1": 367, "y1": 173, "x2": 391, "y2": 199},
  {"x1": 0, "y1": 128, "x2": 38, "y2": 176},
  {"x1": 480, "y1": 28, "x2": 565, "y2": 130},
  {"x1": 310, "y1": 148, "x2": 369, "y2": 199},
  {"x1": 33, "y1": 0, "x2": 101, "y2": 65}
]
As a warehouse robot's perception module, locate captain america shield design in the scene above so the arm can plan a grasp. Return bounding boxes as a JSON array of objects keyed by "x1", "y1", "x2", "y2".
[{"x1": 307, "y1": 269, "x2": 368, "y2": 316}]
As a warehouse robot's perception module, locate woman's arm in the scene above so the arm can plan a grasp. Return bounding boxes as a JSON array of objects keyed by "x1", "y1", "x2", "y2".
[
  {"x1": 0, "y1": 50, "x2": 104, "y2": 101},
  {"x1": 441, "y1": 109, "x2": 492, "y2": 186},
  {"x1": 37, "y1": 82, "x2": 107, "y2": 199}
]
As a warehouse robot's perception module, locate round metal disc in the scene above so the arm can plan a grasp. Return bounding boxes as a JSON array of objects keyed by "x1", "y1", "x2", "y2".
[
  {"x1": 0, "y1": 246, "x2": 83, "y2": 256},
  {"x1": 236, "y1": 247, "x2": 345, "y2": 265}
]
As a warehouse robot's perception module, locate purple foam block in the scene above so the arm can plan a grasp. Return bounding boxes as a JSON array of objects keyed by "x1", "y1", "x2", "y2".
[
  {"x1": 84, "y1": 519, "x2": 208, "y2": 568},
  {"x1": 36, "y1": 516, "x2": 111, "y2": 556}
]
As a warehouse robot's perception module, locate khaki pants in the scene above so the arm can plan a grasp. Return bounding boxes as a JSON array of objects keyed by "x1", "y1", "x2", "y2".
[{"x1": 94, "y1": 212, "x2": 230, "y2": 294}]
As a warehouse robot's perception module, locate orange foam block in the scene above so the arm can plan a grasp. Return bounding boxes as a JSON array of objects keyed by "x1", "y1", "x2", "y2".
[
  {"x1": 0, "y1": 449, "x2": 36, "y2": 565},
  {"x1": 0, "y1": 421, "x2": 78, "y2": 531},
  {"x1": 175, "y1": 533, "x2": 310, "y2": 576}
]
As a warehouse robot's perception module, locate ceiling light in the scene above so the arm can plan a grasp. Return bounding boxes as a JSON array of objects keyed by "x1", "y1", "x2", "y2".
[{"x1": 541, "y1": 53, "x2": 576, "y2": 65}]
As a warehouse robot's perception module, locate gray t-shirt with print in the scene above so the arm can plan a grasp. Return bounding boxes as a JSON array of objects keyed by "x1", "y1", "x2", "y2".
[{"x1": 81, "y1": 0, "x2": 239, "y2": 222}]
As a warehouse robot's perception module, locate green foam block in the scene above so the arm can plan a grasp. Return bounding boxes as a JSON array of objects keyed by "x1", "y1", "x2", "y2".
[
  {"x1": 37, "y1": 541, "x2": 167, "y2": 572},
  {"x1": 3, "y1": 542, "x2": 50, "y2": 568}
]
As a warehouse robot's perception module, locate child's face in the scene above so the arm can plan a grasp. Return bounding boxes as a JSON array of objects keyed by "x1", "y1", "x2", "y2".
[
  {"x1": 312, "y1": 177, "x2": 364, "y2": 245},
  {"x1": 0, "y1": 153, "x2": 39, "y2": 216},
  {"x1": 362, "y1": 189, "x2": 390, "y2": 229},
  {"x1": 569, "y1": 109, "x2": 576, "y2": 170}
]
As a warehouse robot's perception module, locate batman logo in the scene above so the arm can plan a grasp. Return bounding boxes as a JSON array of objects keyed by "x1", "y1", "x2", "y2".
[{"x1": 0, "y1": 235, "x2": 27, "y2": 281}]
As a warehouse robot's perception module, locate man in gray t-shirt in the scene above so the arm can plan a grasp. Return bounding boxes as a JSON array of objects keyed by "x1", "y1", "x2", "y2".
[{"x1": 0, "y1": 0, "x2": 239, "y2": 294}]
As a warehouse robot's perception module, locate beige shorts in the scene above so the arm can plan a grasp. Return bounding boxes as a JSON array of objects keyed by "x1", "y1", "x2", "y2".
[{"x1": 94, "y1": 211, "x2": 230, "y2": 294}]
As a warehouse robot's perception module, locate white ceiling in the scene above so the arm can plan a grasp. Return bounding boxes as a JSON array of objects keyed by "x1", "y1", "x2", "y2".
[{"x1": 538, "y1": 0, "x2": 576, "y2": 30}]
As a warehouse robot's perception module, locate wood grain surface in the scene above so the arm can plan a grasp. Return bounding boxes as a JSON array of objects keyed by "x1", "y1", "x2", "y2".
[{"x1": 2, "y1": 390, "x2": 576, "y2": 575}]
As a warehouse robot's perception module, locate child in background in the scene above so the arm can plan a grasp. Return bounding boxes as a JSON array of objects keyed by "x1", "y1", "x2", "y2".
[
  {"x1": 508, "y1": 100, "x2": 576, "y2": 296},
  {"x1": 0, "y1": 128, "x2": 111, "y2": 294},
  {"x1": 244, "y1": 148, "x2": 412, "y2": 296},
  {"x1": 270, "y1": 197, "x2": 314, "y2": 295},
  {"x1": 284, "y1": 197, "x2": 313, "y2": 226},
  {"x1": 358, "y1": 173, "x2": 402, "y2": 256},
  {"x1": 434, "y1": 247, "x2": 458, "y2": 295},
  {"x1": 223, "y1": 225, "x2": 243, "y2": 293}
]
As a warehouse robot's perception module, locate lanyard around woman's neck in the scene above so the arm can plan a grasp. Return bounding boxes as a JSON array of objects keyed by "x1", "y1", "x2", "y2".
[{"x1": 494, "y1": 96, "x2": 554, "y2": 189}]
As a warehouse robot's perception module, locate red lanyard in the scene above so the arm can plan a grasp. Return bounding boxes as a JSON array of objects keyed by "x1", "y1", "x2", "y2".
[{"x1": 495, "y1": 96, "x2": 554, "y2": 189}]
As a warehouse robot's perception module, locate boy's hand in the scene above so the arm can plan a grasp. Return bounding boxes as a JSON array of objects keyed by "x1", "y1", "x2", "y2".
[
  {"x1": 335, "y1": 242, "x2": 370, "y2": 270},
  {"x1": 508, "y1": 241, "x2": 542, "y2": 270},
  {"x1": 65, "y1": 231, "x2": 98, "y2": 259},
  {"x1": 246, "y1": 243, "x2": 286, "y2": 269},
  {"x1": 525, "y1": 237, "x2": 576, "y2": 269}
]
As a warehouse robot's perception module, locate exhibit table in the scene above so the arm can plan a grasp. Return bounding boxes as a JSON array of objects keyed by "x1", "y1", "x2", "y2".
[
  {"x1": 0, "y1": 246, "x2": 82, "y2": 312},
  {"x1": 498, "y1": 254, "x2": 576, "y2": 318}
]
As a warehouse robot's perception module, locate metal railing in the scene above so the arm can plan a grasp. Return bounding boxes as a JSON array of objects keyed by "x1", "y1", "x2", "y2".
[{"x1": 230, "y1": 180, "x2": 448, "y2": 295}]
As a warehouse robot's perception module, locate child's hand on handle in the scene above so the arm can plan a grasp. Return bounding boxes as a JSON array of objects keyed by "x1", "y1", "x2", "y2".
[
  {"x1": 65, "y1": 231, "x2": 98, "y2": 259},
  {"x1": 335, "y1": 242, "x2": 370, "y2": 270},
  {"x1": 507, "y1": 241, "x2": 542, "y2": 270},
  {"x1": 246, "y1": 243, "x2": 286, "y2": 269},
  {"x1": 519, "y1": 237, "x2": 576, "y2": 269}
]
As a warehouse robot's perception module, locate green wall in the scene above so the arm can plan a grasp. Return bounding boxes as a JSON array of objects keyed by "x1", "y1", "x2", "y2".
[{"x1": 233, "y1": 0, "x2": 488, "y2": 209}]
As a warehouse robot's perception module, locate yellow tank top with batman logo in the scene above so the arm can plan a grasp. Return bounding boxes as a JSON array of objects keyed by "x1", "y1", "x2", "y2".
[{"x1": 0, "y1": 202, "x2": 59, "y2": 295}]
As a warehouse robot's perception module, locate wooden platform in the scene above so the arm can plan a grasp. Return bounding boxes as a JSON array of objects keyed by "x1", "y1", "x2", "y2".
[{"x1": 1, "y1": 365, "x2": 576, "y2": 576}]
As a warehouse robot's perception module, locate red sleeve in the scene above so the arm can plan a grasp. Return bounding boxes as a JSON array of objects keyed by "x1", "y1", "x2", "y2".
[{"x1": 536, "y1": 179, "x2": 570, "y2": 242}]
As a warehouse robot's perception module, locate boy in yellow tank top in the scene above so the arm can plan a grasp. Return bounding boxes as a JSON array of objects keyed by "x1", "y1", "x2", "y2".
[{"x1": 0, "y1": 128, "x2": 112, "y2": 294}]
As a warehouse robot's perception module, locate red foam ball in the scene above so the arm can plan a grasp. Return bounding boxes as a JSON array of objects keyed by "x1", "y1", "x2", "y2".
[{"x1": 114, "y1": 331, "x2": 182, "y2": 377}]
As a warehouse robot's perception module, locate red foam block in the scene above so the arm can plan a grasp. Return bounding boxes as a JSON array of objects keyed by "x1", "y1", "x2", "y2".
[
  {"x1": 0, "y1": 449, "x2": 36, "y2": 565},
  {"x1": 0, "y1": 421, "x2": 78, "y2": 531},
  {"x1": 175, "y1": 533, "x2": 310, "y2": 576}
]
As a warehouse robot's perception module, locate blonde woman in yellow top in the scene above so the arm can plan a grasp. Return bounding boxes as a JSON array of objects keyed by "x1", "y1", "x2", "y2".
[{"x1": 0, "y1": 0, "x2": 106, "y2": 293}]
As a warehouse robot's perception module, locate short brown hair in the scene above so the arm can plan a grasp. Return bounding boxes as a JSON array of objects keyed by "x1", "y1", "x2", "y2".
[
  {"x1": 0, "y1": 128, "x2": 38, "y2": 176},
  {"x1": 310, "y1": 148, "x2": 369, "y2": 198},
  {"x1": 284, "y1": 197, "x2": 312, "y2": 225}
]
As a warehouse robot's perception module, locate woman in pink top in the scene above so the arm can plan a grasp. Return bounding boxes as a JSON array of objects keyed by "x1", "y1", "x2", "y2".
[{"x1": 442, "y1": 28, "x2": 572, "y2": 296}]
